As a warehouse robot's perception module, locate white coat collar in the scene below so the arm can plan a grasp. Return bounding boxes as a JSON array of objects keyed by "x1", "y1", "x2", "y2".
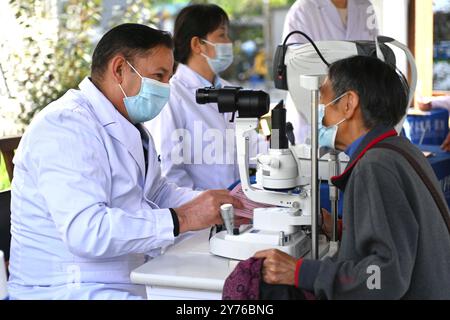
[
  {"x1": 78, "y1": 77, "x2": 146, "y2": 178},
  {"x1": 314, "y1": 0, "x2": 369, "y2": 38},
  {"x1": 345, "y1": 0, "x2": 371, "y2": 39},
  {"x1": 173, "y1": 63, "x2": 222, "y2": 89},
  {"x1": 315, "y1": 0, "x2": 346, "y2": 34}
]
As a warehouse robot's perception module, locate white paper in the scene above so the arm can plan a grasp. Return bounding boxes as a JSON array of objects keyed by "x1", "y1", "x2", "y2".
[{"x1": 229, "y1": 184, "x2": 274, "y2": 219}]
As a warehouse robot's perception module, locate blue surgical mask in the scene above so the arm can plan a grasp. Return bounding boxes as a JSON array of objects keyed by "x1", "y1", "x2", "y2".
[
  {"x1": 201, "y1": 39, "x2": 234, "y2": 74},
  {"x1": 318, "y1": 92, "x2": 348, "y2": 149},
  {"x1": 118, "y1": 61, "x2": 170, "y2": 124}
]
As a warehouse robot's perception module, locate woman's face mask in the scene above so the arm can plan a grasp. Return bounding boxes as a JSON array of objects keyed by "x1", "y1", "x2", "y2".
[
  {"x1": 201, "y1": 39, "x2": 234, "y2": 74},
  {"x1": 118, "y1": 61, "x2": 170, "y2": 124},
  {"x1": 318, "y1": 92, "x2": 348, "y2": 149}
]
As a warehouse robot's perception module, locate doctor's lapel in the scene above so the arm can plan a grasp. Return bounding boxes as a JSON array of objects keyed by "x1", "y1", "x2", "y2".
[
  {"x1": 346, "y1": 0, "x2": 370, "y2": 40},
  {"x1": 136, "y1": 123, "x2": 151, "y2": 173},
  {"x1": 136, "y1": 124, "x2": 158, "y2": 196},
  {"x1": 105, "y1": 121, "x2": 147, "y2": 181},
  {"x1": 321, "y1": 0, "x2": 346, "y2": 35},
  {"x1": 79, "y1": 78, "x2": 147, "y2": 180}
]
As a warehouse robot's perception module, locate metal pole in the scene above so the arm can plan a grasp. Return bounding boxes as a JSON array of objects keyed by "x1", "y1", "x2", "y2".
[
  {"x1": 329, "y1": 151, "x2": 340, "y2": 242},
  {"x1": 311, "y1": 90, "x2": 319, "y2": 260}
]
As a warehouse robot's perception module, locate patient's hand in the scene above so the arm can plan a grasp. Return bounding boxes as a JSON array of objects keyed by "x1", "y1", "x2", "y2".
[
  {"x1": 253, "y1": 249, "x2": 297, "y2": 286},
  {"x1": 321, "y1": 208, "x2": 342, "y2": 240}
]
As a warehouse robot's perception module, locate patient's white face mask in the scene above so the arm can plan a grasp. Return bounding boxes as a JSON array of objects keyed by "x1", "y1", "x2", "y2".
[{"x1": 318, "y1": 92, "x2": 348, "y2": 149}]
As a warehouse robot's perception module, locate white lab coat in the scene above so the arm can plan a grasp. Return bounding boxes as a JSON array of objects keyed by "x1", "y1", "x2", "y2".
[
  {"x1": 282, "y1": 0, "x2": 378, "y2": 144},
  {"x1": 147, "y1": 63, "x2": 267, "y2": 190},
  {"x1": 8, "y1": 77, "x2": 199, "y2": 300},
  {"x1": 282, "y1": 0, "x2": 377, "y2": 44}
]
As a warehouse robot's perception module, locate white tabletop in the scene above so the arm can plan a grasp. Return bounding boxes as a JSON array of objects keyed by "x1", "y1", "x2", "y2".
[{"x1": 130, "y1": 229, "x2": 235, "y2": 292}]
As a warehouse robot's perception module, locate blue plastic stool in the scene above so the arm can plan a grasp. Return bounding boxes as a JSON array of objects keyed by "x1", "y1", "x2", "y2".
[{"x1": 404, "y1": 108, "x2": 449, "y2": 145}]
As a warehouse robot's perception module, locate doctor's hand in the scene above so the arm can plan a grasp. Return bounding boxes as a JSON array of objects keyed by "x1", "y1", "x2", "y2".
[
  {"x1": 254, "y1": 249, "x2": 297, "y2": 286},
  {"x1": 175, "y1": 190, "x2": 244, "y2": 233}
]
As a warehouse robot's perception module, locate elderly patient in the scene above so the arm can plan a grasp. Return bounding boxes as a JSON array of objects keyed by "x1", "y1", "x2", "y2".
[{"x1": 255, "y1": 56, "x2": 450, "y2": 300}]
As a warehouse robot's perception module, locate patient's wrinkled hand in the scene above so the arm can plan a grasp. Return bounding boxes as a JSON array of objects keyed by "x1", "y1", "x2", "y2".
[
  {"x1": 321, "y1": 208, "x2": 343, "y2": 240},
  {"x1": 253, "y1": 249, "x2": 297, "y2": 286}
]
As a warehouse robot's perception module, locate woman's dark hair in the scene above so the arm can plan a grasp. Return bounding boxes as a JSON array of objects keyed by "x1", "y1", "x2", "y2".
[
  {"x1": 173, "y1": 4, "x2": 229, "y2": 64},
  {"x1": 91, "y1": 23, "x2": 173, "y2": 82},
  {"x1": 328, "y1": 55, "x2": 409, "y2": 129}
]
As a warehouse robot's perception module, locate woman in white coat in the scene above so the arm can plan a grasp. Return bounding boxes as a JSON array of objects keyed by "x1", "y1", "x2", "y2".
[
  {"x1": 283, "y1": 0, "x2": 378, "y2": 44},
  {"x1": 282, "y1": 0, "x2": 379, "y2": 144},
  {"x1": 148, "y1": 4, "x2": 267, "y2": 190},
  {"x1": 7, "y1": 23, "x2": 241, "y2": 300}
]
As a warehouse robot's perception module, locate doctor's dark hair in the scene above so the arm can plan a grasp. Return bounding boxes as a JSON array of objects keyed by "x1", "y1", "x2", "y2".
[
  {"x1": 173, "y1": 4, "x2": 229, "y2": 64},
  {"x1": 91, "y1": 23, "x2": 173, "y2": 82},
  {"x1": 328, "y1": 56, "x2": 409, "y2": 129}
]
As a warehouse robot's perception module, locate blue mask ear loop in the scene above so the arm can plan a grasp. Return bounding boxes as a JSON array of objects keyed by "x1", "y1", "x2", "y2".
[
  {"x1": 118, "y1": 83, "x2": 127, "y2": 98},
  {"x1": 324, "y1": 92, "x2": 349, "y2": 109},
  {"x1": 321, "y1": 92, "x2": 349, "y2": 126},
  {"x1": 201, "y1": 39, "x2": 216, "y2": 47},
  {"x1": 334, "y1": 118, "x2": 347, "y2": 127},
  {"x1": 119, "y1": 60, "x2": 144, "y2": 98},
  {"x1": 200, "y1": 39, "x2": 216, "y2": 60},
  {"x1": 126, "y1": 60, "x2": 144, "y2": 79}
]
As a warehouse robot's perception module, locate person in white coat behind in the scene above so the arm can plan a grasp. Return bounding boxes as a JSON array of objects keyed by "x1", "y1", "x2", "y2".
[
  {"x1": 8, "y1": 24, "x2": 242, "y2": 300},
  {"x1": 148, "y1": 4, "x2": 267, "y2": 190},
  {"x1": 282, "y1": 0, "x2": 378, "y2": 144}
]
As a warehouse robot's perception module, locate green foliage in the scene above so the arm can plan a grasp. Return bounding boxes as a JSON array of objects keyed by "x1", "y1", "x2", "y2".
[
  {"x1": 108, "y1": 0, "x2": 159, "y2": 28},
  {"x1": 56, "y1": 1, "x2": 102, "y2": 99},
  {"x1": 7, "y1": 0, "x2": 161, "y2": 128},
  {"x1": 8, "y1": 0, "x2": 102, "y2": 127},
  {"x1": 5, "y1": 0, "x2": 295, "y2": 128},
  {"x1": 191, "y1": 0, "x2": 296, "y2": 19},
  {"x1": 0, "y1": 155, "x2": 10, "y2": 191}
]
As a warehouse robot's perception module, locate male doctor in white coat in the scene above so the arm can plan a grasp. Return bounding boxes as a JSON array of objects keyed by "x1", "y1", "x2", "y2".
[
  {"x1": 8, "y1": 23, "x2": 242, "y2": 300},
  {"x1": 282, "y1": 0, "x2": 378, "y2": 144}
]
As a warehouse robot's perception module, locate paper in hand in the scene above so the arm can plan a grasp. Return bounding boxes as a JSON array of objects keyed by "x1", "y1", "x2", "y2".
[{"x1": 229, "y1": 183, "x2": 274, "y2": 219}]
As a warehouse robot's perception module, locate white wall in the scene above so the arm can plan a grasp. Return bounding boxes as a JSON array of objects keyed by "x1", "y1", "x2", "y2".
[{"x1": 370, "y1": 0, "x2": 410, "y2": 75}]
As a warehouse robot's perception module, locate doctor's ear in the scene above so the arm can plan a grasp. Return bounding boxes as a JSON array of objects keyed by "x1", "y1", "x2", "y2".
[
  {"x1": 343, "y1": 91, "x2": 360, "y2": 119},
  {"x1": 110, "y1": 56, "x2": 127, "y2": 84},
  {"x1": 190, "y1": 36, "x2": 204, "y2": 55}
]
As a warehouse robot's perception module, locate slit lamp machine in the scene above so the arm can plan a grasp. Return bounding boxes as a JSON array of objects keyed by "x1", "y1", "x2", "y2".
[{"x1": 196, "y1": 32, "x2": 417, "y2": 261}]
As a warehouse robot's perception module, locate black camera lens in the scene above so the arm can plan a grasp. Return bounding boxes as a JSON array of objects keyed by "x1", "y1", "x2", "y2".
[
  {"x1": 195, "y1": 87, "x2": 219, "y2": 104},
  {"x1": 195, "y1": 86, "x2": 270, "y2": 119},
  {"x1": 235, "y1": 90, "x2": 270, "y2": 118}
]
